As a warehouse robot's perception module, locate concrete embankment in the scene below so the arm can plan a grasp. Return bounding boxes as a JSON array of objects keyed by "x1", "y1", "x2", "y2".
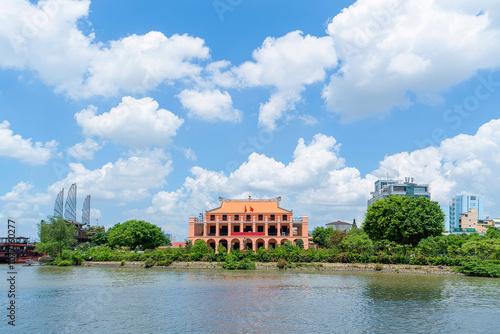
[{"x1": 82, "y1": 261, "x2": 462, "y2": 275}]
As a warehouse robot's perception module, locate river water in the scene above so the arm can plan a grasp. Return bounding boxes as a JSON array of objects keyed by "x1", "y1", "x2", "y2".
[{"x1": 1, "y1": 265, "x2": 499, "y2": 333}]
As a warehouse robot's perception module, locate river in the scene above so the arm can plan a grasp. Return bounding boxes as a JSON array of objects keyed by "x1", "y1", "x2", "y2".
[{"x1": 1, "y1": 265, "x2": 499, "y2": 333}]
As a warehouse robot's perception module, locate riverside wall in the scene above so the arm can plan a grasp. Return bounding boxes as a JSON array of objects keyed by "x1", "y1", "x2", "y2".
[{"x1": 82, "y1": 261, "x2": 463, "y2": 275}]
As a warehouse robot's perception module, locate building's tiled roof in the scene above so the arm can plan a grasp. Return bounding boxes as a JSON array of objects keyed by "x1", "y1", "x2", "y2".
[
  {"x1": 326, "y1": 221, "x2": 352, "y2": 226},
  {"x1": 206, "y1": 197, "x2": 292, "y2": 214}
]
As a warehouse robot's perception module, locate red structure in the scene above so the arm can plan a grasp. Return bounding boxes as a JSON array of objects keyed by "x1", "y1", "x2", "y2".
[
  {"x1": 188, "y1": 197, "x2": 309, "y2": 251},
  {"x1": 0, "y1": 237, "x2": 38, "y2": 263}
]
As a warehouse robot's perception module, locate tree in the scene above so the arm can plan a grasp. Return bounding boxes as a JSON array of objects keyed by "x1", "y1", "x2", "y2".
[
  {"x1": 296, "y1": 239, "x2": 304, "y2": 249},
  {"x1": 364, "y1": 196, "x2": 445, "y2": 246},
  {"x1": 35, "y1": 216, "x2": 76, "y2": 256},
  {"x1": 352, "y1": 219, "x2": 358, "y2": 229},
  {"x1": 191, "y1": 240, "x2": 210, "y2": 260},
  {"x1": 107, "y1": 220, "x2": 168, "y2": 250},
  {"x1": 486, "y1": 226, "x2": 500, "y2": 239},
  {"x1": 91, "y1": 230, "x2": 109, "y2": 247},
  {"x1": 326, "y1": 230, "x2": 347, "y2": 248},
  {"x1": 312, "y1": 226, "x2": 335, "y2": 248},
  {"x1": 340, "y1": 229, "x2": 374, "y2": 253}
]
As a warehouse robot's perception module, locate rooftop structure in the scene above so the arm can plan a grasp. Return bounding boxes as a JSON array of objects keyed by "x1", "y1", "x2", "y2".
[
  {"x1": 368, "y1": 178, "x2": 430, "y2": 207},
  {"x1": 326, "y1": 221, "x2": 352, "y2": 231},
  {"x1": 188, "y1": 196, "x2": 309, "y2": 250}
]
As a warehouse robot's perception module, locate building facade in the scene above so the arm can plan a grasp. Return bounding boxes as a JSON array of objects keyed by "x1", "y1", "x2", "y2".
[
  {"x1": 458, "y1": 208, "x2": 478, "y2": 232},
  {"x1": 368, "y1": 178, "x2": 431, "y2": 207},
  {"x1": 449, "y1": 195, "x2": 483, "y2": 233},
  {"x1": 188, "y1": 197, "x2": 309, "y2": 250}
]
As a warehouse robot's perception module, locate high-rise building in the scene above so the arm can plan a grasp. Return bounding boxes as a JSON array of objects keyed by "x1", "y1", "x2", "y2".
[
  {"x1": 368, "y1": 178, "x2": 431, "y2": 207},
  {"x1": 449, "y1": 195, "x2": 483, "y2": 233},
  {"x1": 188, "y1": 196, "x2": 309, "y2": 250},
  {"x1": 164, "y1": 233, "x2": 175, "y2": 243}
]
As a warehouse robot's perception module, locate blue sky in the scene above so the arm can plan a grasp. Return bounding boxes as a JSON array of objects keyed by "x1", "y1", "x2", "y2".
[{"x1": 1, "y1": 0, "x2": 500, "y2": 240}]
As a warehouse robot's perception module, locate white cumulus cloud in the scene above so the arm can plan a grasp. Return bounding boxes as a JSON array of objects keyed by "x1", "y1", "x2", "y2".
[
  {"x1": 324, "y1": 0, "x2": 500, "y2": 120},
  {"x1": 67, "y1": 138, "x2": 103, "y2": 160},
  {"x1": 0, "y1": 120, "x2": 58, "y2": 165},
  {"x1": 178, "y1": 89, "x2": 242, "y2": 123},
  {"x1": 0, "y1": 0, "x2": 209, "y2": 99},
  {"x1": 48, "y1": 151, "x2": 173, "y2": 203},
  {"x1": 75, "y1": 97, "x2": 184, "y2": 149}
]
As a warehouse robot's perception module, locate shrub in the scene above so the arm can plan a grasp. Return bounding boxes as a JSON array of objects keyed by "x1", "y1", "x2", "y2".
[
  {"x1": 222, "y1": 254, "x2": 238, "y2": 270},
  {"x1": 374, "y1": 263, "x2": 383, "y2": 271},
  {"x1": 237, "y1": 258, "x2": 256, "y2": 270},
  {"x1": 56, "y1": 260, "x2": 72, "y2": 266},
  {"x1": 120, "y1": 260, "x2": 125, "y2": 266},
  {"x1": 277, "y1": 258, "x2": 288, "y2": 269},
  {"x1": 144, "y1": 258, "x2": 154, "y2": 268},
  {"x1": 458, "y1": 261, "x2": 500, "y2": 278}
]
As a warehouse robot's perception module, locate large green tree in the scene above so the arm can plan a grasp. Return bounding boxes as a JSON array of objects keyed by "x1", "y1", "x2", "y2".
[
  {"x1": 35, "y1": 216, "x2": 76, "y2": 256},
  {"x1": 91, "y1": 230, "x2": 109, "y2": 247},
  {"x1": 312, "y1": 226, "x2": 335, "y2": 248},
  {"x1": 107, "y1": 220, "x2": 168, "y2": 250},
  {"x1": 364, "y1": 196, "x2": 444, "y2": 246}
]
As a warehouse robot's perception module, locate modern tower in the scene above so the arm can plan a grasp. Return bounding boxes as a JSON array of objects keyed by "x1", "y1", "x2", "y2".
[{"x1": 449, "y1": 195, "x2": 483, "y2": 233}]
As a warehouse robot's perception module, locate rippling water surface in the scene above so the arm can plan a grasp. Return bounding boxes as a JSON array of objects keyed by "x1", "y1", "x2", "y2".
[{"x1": 1, "y1": 265, "x2": 499, "y2": 333}]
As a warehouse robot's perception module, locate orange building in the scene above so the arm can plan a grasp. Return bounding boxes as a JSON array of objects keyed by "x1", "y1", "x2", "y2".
[{"x1": 188, "y1": 196, "x2": 309, "y2": 250}]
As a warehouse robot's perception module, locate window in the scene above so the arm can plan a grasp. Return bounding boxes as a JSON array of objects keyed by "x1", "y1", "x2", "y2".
[
  {"x1": 234, "y1": 225, "x2": 240, "y2": 233},
  {"x1": 246, "y1": 214, "x2": 251, "y2": 221},
  {"x1": 258, "y1": 214, "x2": 263, "y2": 221},
  {"x1": 210, "y1": 215, "x2": 215, "y2": 221},
  {"x1": 270, "y1": 214, "x2": 275, "y2": 221},
  {"x1": 234, "y1": 214, "x2": 239, "y2": 221},
  {"x1": 257, "y1": 225, "x2": 264, "y2": 233},
  {"x1": 222, "y1": 215, "x2": 227, "y2": 221},
  {"x1": 282, "y1": 215, "x2": 288, "y2": 221}
]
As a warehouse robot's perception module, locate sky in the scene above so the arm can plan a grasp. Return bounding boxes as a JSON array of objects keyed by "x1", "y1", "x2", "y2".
[{"x1": 1, "y1": 0, "x2": 500, "y2": 240}]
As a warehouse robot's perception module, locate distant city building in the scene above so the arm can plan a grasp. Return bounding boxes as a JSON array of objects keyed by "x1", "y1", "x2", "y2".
[
  {"x1": 368, "y1": 178, "x2": 431, "y2": 207},
  {"x1": 188, "y1": 196, "x2": 309, "y2": 250},
  {"x1": 477, "y1": 218, "x2": 495, "y2": 235},
  {"x1": 449, "y1": 195, "x2": 483, "y2": 233},
  {"x1": 458, "y1": 208, "x2": 478, "y2": 233},
  {"x1": 326, "y1": 221, "x2": 352, "y2": 231},
  {"x1": 165, "y1": 233, "x2": 175, "y2": 243}
]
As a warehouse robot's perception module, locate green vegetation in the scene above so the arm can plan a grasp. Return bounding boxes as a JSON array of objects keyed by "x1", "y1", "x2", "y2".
[
  {"x1": 48, "y1": 219, "x2": 500, "y2": 278},
  {"x1": 91, "y1": 230, "x2": 109, "y2": 247},
  {"x1": 107, "y1": 220, "x2": 169, "y2": 250},
  {"x1": 457, "y1": 261, "x2": 500, "y2": 278},
  {"x1": 340, "y1": 229, "x2": 374, "y2": 253},
  {"x1": 35, "y1": 216, "x2": 76, "y2": 257},
  {"x1": 312, "y1": 226, "x2": 335, "y2": 248},
  {"x1": 364, "y1": 196, "x2": 445, "y2": 246}
]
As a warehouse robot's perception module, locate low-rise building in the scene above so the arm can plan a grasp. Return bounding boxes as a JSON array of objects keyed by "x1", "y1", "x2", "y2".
[
  {"x1": 326, "y1": 221, "x2": 352, "y2": 231},
  {"x1": 188, "y1": 196, "x2": 309, "y2": 250},
  {"x1": 368, "y1": 178, "x2": 430, "y2": 207}
]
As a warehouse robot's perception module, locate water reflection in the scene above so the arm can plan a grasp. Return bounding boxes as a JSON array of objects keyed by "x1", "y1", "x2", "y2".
[{"x1": 2, "y1": 265, "x2": 499, "y2": 334}]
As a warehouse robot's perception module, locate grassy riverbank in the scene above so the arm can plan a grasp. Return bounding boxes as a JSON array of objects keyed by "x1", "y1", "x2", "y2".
[
  {"x1": 81, "y1": 260, "x2": 463, "y2": 275},
  {"x1": 48, "y1": 232, "x2": 500, "y2": 278}
]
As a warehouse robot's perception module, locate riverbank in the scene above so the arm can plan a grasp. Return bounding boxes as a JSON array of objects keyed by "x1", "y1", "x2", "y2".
[{"x1": 81, "y1": 261, "x2": 463, "y2": 275}]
